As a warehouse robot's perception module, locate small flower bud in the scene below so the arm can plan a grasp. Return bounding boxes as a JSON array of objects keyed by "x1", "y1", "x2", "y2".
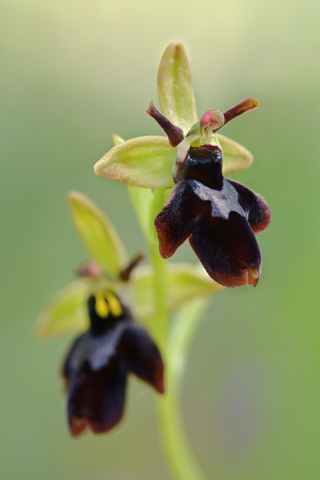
[{"x1": 77, "y1": 261, "x2": 103, "y2": 279}]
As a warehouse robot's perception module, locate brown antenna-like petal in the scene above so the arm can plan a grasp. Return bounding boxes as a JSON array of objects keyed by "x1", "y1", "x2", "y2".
[
  {"x1": 222, "y1": 97, "x2": 259, "y2": 128},
  {"x1": 146, "y1": 101, "x2": 184, "y2": 146}
]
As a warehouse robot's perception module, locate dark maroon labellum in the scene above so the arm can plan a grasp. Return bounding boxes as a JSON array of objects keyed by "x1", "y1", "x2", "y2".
[
  {"x1": 62, "y1": 291, "x2": 164, "y2": 436},
  {"x1": 155, "y1": 145, "x2": 271, "y2": 288}
]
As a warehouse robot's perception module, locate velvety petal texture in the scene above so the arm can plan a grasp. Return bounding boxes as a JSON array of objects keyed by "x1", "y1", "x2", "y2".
[
  {"x1": 155, "y1": 145, "x2": 271, "y2": 288},
  {"x1": 64, "y1": 349, "x2": 127, "y2": 436},
  {"x1": 117, "y1": 324, "x2": 164, "y2": 393},
  {"x1": 228, "y1": 180, "x2": 272, "y2": 234},
  {"x1": 63, "y1": 291, "x2": 164, "y2": 436}
]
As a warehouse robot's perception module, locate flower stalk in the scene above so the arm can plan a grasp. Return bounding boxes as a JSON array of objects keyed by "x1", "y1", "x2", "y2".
[
  {"x1": 156, "y1": 300, "x2": 209, "y2": 480},
  {"x1": 148, "y1": 236, "x2": 168, "y2": 354}
]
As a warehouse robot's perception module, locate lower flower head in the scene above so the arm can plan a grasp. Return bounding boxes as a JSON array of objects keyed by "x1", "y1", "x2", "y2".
[{"x1": 62, "y1": 290, "x2": 164, "y2": 436}]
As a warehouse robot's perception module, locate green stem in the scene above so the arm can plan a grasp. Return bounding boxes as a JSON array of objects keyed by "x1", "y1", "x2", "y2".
[
  {"x1": 129, "y1": 185, "x2": 208, "y2": 480},
  {"x1": 156, "y1": 300, "x2": 208, "y2": 480},
  {"x1": 147, "y1": 188, "x2": 169, "y2": 352},
  {"x1": 148, "y1": 242, "x2": 168, "y2": 353},
  {"x1": 148, "y1": 229, "x2": 207, "y2": 478},
  {"x1": 157, "y1": 394, "x2": 206, "y2": 480}
]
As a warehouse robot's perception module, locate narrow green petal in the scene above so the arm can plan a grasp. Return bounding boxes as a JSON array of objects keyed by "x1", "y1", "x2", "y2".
[
  {"x1": 130, "y1": 263, "x2": 224, "y2": 321},
  {"x1": 68, "y1": 191, "x2": 127, "y2": 276},
  {"x1": 94, "y1": 136, "x2": 176, "y2": 189},
  {"x1": 217, "y1": 134, "x2": 254, "y2": 175},
  {"x1": 158, "y1": 42, "x2": 198, "y2": 134},
  {"x1": 35, "y1": 281, "x2": 89, "y2": 339}
]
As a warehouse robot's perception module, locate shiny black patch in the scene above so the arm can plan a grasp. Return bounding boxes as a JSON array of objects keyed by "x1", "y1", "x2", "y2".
[{"x1": 184, "y1": 145, "x2": 223, "y2": 190}]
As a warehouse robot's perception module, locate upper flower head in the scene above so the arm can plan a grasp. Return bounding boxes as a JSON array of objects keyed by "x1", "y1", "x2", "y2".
[
  {"x1": 94, "y1": 43, "x2": 256, "y2": 189},
  {"x1": 148, "y1": 69, "x2": 271, "y2": 287},
  {"x1": 63, "y1": 290, "x2": 164, "y2": 436},
  {"x1": 93, "y1": 42, "x2": 271, "y2": 288}
]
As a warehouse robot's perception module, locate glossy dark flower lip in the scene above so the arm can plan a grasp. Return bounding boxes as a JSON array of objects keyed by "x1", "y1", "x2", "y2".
[
  {"x1": 155, "y1": 145, "x2": 271, "y2": 288},
  {"x1": 62, "y1": 290, "x2": 164, "y2": 436}
]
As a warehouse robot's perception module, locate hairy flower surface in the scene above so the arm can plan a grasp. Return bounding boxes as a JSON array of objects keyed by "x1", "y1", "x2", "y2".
[
  {"x1": 63, "y1": 290, "x2": 164, "y2": 436},
  {"x1": 155, "y1": 144, "x2": 271, "y2": 287}
]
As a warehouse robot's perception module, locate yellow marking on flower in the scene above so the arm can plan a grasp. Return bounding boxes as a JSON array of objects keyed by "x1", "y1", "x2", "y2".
[
  {"x1": 95, "y1": 293, "x2": 110, "y2": 318},
  {"x1": 104, "y1": 291, "x2": 123, "y2": 317}
]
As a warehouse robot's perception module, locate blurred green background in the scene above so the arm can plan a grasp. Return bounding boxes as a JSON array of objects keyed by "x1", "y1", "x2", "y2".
[{"x1": 2, "y1": 0, "x2": 320, "y2": 479}]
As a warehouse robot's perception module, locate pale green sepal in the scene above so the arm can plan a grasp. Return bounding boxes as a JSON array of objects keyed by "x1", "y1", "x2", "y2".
[
  {"x1": 165, "y1": 263, "x2": 224, "y2": 311},
  {"x1": 35, "y1": 281, "x2": 89, "y2": 339},
  {"x1": 217, "y1": 134, "x2": 254, "y2": 174},
  {"x1": 127, "y1": 185, "x2": 154, "y2": 240},
  {"x1": 94, "y1": 136, "x2": 176, "y2": 189},
  {"x1": 130, "y1": 263, "x2": 224, "y2": 321},
  {"x1": 158, "y1": 42, "x2": 198, "y2": 134},
  {"x1": 111, "y1": 134, "x2": 155, "y2": 240},
  {"x1": 68, "y1": 191, "x2": 128, "y2": 277}
]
